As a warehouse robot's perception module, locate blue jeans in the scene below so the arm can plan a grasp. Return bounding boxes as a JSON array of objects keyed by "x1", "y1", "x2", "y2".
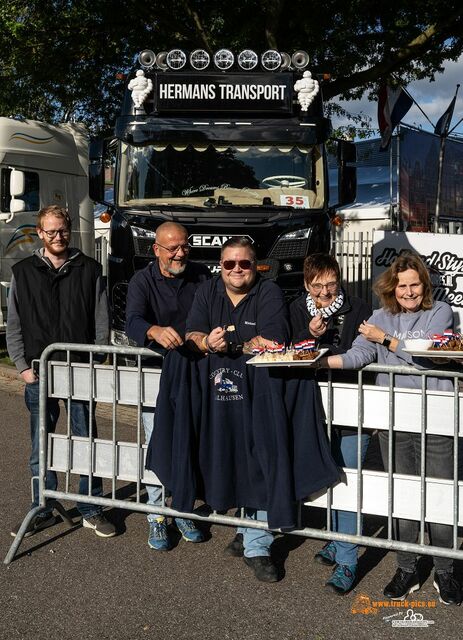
[
  {"x1": 238, "y1": 509, "x2": 274, "y2": 558},
  {"x1": 378, "y1": 431, "x2": 453, "y2": 572},
  {"x1": 142, "y1": 408, "x2": 163, "y2": 522},
  {"x1": 330, "y1": 431, "x2": 370, "y2": 565},
  {"x1": 25, "y1": 381, "x2": 102, "y2": 519}
]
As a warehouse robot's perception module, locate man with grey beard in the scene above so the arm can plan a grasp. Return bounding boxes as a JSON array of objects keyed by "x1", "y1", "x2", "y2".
[{"x1": 125, "y1": 221, "x2": 211, "y2": 551}]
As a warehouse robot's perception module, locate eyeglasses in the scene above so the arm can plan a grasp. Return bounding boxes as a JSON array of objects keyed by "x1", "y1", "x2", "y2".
[
  {"x1": 155, "y1": 242, "x2": 191, "y2": 255},
  {"x1": 222, "y1": 259, "x2": 254, "y2": 270},
  {"x1": 40, "y1": 228, "x2": 71, "y2": 239},
  {"x1": 309, "y1": 280, "x2": 338, "y2": 293}
]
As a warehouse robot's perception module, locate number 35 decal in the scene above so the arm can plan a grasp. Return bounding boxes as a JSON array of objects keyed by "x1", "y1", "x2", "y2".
[{"x1": 279, "y1": 195, "x2": 310, "y2": 208}]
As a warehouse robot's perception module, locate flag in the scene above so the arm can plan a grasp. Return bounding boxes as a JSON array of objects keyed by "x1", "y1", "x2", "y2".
[
  {"x1": 434, "y1": 95, "x2": 457, "y2": 137},
  {"x1": 378, "y1": 84, "x2": 413, "y2": 150}
]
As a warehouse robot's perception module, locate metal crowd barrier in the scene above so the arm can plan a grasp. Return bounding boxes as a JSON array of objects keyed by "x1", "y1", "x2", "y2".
[{"x1": 4, "y1": 343, "x2": 463, "y2": 565}]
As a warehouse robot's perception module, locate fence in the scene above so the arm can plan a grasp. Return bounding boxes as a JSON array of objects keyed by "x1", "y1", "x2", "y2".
[
  {"x1": 5, "y1": 343, "x2": 463, "y2": 566},
  {"x1": 331, "y1": 230, "x2": 374, "y2": 306}
]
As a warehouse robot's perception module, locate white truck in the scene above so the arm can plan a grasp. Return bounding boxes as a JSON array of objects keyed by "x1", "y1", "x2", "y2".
[{"x1": 0, "y1": 117, "x2": 94, "y2": 331}]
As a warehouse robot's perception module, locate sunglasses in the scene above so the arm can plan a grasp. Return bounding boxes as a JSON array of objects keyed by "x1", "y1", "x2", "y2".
[{"x1": 222, "y1": 259, "x2": 254, "y2": 270}]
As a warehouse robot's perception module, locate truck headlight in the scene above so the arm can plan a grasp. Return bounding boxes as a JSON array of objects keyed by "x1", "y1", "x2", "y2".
[
  {"x1": 280, "y1": 228, "x2": 311, "y2": 240},
  {"x1": 166, "y1": 49, "x2": 187, "y2": 70},
  {"x1": 214, "y1": 49, "x2": 234, "y2": 70},
  {"x1": 190, "y1": 49, "x2": 210, "y2": 70},
  {"x1": 238, "y1": 50, "x2": 258, "y2": 70},
  {"x1": 261, "y1": 50, "x2": 281, "y2": 71}
]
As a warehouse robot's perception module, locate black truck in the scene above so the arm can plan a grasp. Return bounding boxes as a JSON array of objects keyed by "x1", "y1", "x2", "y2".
[{"x1": 90, "y1": 48, "x2": 356, "y2": 345}]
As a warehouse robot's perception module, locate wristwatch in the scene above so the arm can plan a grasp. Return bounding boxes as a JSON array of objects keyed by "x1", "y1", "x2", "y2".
[{"x1": 382, "y1": 333, "x2": 392, "y2": 349}]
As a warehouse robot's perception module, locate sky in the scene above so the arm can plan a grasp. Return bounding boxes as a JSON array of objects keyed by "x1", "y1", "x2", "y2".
[{"x1": 332, "y1": 56, "x2": 463, "y2": 139}]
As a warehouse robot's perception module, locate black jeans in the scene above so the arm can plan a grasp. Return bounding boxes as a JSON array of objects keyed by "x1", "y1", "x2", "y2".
[{"x1": 378, "y1": 431, "x2": 454, "y2": 573}]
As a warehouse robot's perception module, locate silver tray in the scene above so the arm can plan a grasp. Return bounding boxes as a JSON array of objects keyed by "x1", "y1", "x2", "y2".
[
  {"x1": 403, "y1": 348, "x2": 463, "y2": 360},
  {"x1": 246, "y1": 348, "x2": 328, "y2": 367}
]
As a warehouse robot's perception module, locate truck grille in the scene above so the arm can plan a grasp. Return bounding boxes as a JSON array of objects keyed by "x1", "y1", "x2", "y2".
[
  {"x1": 134, "y1": 237, "x2": 154, "y2": 257},
  {"x1": 269, "y1": 239, "x2": 309, "y2": 260},
  {"x1": 112, "y1": 282, "x2": 128, "y2": 328}
]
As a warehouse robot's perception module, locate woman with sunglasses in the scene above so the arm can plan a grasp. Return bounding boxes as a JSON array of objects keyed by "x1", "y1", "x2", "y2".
[{"x1": 290, "y1": 253, "x2": 372, "y2": 595}]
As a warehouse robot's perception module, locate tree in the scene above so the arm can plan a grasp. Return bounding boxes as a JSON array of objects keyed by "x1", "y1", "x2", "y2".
[{"x1": 1, "y1": 1, "x2": 462, "y2": 133}]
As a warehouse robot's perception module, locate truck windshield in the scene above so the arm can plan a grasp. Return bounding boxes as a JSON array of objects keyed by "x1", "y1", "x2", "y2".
[{"x1": 120, "y1": 143, "x2": 324, "y2": 209}]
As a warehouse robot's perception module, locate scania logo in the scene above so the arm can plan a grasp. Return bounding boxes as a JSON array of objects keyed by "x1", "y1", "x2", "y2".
[{"x1": 189, "y1": 234, "x2": 253, "y2": 248}]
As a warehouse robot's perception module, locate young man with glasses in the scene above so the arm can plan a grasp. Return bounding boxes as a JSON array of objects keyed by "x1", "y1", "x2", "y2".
[
  {"x1": 6, "y1": 204, "x2": 115, "y2": 538},
  {"x1": 125, "y1": 221, "x2": 211, "y2": 550}
]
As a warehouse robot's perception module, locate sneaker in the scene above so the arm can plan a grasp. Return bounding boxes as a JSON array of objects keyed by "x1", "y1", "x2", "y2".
[
  {"x1": 325, "y1": 563, "x2": 357, "y2": 595},
  {"x1": 314, "y1": 541, "x2": 337, "y2": 566},
  {"x1": 174, "y1": 518, "x2": 205, "y2": 543},
  {"x1": 148, "y1": 518, "x2": 171, "y2": 551},
  {"x1": 383, "y1": 568, "x2": 420, "y2": 600},
  {"x1": 243, "y1": 556, "x2": 279, "y2": 583},
  {"x1": 82, "y1": 514, "x2": 116, "y2": 538},
  {"x1": 224, "y1": 533, "x2": 244, "y2": 557},
  {"x1": 10, "y1": 513, "x2": 59, "y2": 538},
  {"x1": 433, "y1": 571, "x2": 462, "y2": 605}
]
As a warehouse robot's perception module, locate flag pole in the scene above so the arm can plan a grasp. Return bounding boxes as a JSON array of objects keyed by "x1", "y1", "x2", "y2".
[
  {"x1": 434, "y1": 136, "x2": 446, "y2": 233},
  {"x1": 434, "y1": 85, "x2": 460, "y2": 232},
  {"x1": 401, "y1": 87, "x2": 434, "y2": 128}
]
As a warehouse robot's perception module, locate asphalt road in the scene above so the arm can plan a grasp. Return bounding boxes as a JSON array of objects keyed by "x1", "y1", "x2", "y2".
[{"x1": 0, "y1": 367, "x2": 461, "y2": 640}]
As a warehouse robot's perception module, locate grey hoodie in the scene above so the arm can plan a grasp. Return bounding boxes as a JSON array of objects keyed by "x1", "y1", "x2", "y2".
[{"x1": 341, "y1": 301, "x2": 454, "y2": 391}]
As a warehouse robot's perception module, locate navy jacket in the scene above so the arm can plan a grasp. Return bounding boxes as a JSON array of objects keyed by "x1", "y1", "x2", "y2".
[
  {"x1": 186, "y1": 274, "x2": 290, "y2": 345},
  {"x1": 146, "y1": 275, "x2": 339, "y2": 529},
  {"x1": 125, "y1": 260, "x2": 211, "y2": 349}
]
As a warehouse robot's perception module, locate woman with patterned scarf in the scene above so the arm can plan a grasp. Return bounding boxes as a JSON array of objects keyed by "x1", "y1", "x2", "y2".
[{"x1": 290, "y1": 253, "x2": 371, "y2": 595}]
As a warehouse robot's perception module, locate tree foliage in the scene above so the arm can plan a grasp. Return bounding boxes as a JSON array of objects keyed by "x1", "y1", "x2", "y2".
[{"x1": 1, "y1": 0, "x2": 462, "y2": 133}]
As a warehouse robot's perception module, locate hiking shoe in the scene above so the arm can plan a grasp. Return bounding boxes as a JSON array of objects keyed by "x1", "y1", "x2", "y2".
[
  {"x1": 224, "y1": 533, "x2": 244, "y2": 557},
  {"x1": 433, "y1": 571, "x2": 462, "y2": 605},
  {"x1": 174, "y1": 518, "x2": 205, "y2": 543},
  {"x1": 314, "y1": 541, "x2": 337, "y2": 566},
  {"x1": 383, "y1": 568, "x2": 420, "y2": 600},
  {"x1": 243, "y1": 556, "x2": 279, "y2": 583},
  {"x1": 148, "y1": 518, "x2": 171, "y2": 551},
  {"x1": 325, "y1": 563, "x2": 357, "y2": 595},
  {"x1": 10, "y1": 513, "x2": 59, "y2": 538},
  {"x1": 82, "y1": 514, "x2": 116, "y2": 538}
]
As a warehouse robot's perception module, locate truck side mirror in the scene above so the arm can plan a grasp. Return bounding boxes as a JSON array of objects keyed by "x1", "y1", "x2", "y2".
[
  {"x1": 10, "y1": 168, "x2": 25, "y2": 197},
  {"x1": 89, "y1": 138, "x2": 105, "y2": 202},
  {"x1": 337, "y1": 140, "x2": 356, "y2": 206}
]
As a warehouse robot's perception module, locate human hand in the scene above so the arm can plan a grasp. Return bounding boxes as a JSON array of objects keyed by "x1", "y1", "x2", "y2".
[
  {"x1": 147, "y1": 325, "x2": 183, "y2": 349},
  {"x1": 207, "y1": 326, "x2": 227, "y2": 352},
  {"x1": 358, "y1": 320, "x2": 385, "y2": 344},
  {"x1": 309, "y1": 313, "x2": 326, "y2": 338},
  {"x1": 21, "y1": 368, "x2": 37, "y2": 384}
]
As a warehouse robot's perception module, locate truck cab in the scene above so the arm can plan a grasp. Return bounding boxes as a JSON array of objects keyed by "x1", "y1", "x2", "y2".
[
  {"x1": 0, "y1": 117, "x2": 93, "y2": 331},
  {"x1": 90, "y1": 48, "x2": 356, "y2": 345}
]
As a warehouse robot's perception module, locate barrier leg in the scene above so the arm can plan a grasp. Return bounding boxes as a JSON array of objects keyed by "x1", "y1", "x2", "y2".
[{"x1": 3, "y1": 501, "x2": 75, "y2": 566}]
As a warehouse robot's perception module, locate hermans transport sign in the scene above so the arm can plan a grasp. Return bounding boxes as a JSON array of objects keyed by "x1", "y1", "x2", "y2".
[{"x1": 154, "y1": 73, "x2": 293, "y2": 114}]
